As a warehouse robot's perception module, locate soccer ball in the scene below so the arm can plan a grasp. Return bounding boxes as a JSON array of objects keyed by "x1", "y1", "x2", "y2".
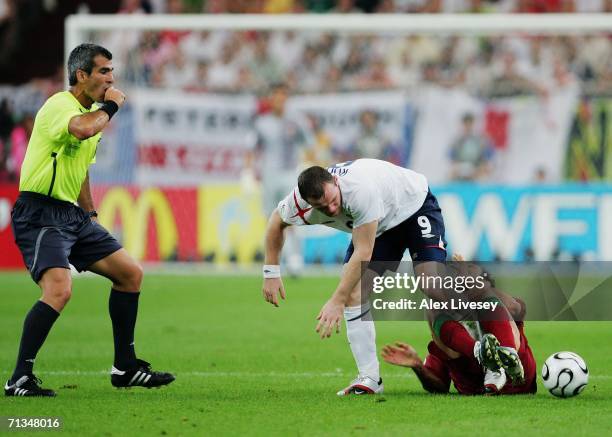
[{"x1": 541, "y1": 352, "x2": 589, "y2": 398}]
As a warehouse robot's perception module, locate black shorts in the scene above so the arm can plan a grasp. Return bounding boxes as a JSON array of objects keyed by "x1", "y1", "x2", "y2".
[
  {"x1": 11, "y1": 191, "x2": 122, "y2": 283},
  {"x1": 344, "y1": 190, "x2": 447, "y2": 269}
]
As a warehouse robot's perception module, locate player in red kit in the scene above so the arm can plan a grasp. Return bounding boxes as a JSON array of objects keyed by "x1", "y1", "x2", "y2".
[
  {"x1": 382, "y1": 258, "x2": 537, "y2": 395},
  {"x1": 382, "y1": 320, "x2": 537, "y2": 395}
]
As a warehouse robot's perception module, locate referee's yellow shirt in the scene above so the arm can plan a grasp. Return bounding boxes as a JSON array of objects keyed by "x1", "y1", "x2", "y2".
[{"x1": 19, "y1": 91, "x2": 101, "y2": 203}]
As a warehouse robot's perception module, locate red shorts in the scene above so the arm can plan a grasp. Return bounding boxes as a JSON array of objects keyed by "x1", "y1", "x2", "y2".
[{"x1": 423, "y1": 322, "x2": 537, "y2": 395}]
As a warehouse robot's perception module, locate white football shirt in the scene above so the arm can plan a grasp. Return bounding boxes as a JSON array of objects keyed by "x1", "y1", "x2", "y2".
[{"x1": 277, "y1": 159, "x2": 429, "y2": 237}]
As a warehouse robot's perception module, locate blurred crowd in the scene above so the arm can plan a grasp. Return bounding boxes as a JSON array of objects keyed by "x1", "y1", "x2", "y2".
[
  {"x1": 112, "y1": 0, "x2": 612, "y2": 14},
  {"x1": 0, "y1": 100, "x2": 32, "y2": 183},
  {"x1": 1, "y1": 0, "x2": 612, "y2": 183},
  {"x1": 98, "y1": 29, "x2": 612, "y2": 97}
]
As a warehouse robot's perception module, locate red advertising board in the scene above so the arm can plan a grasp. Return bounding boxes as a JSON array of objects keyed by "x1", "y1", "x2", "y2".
[
  {"x1": 0, "y1": 183, "x2": 267, "y2": 269},
  {"x1": 0, "y1": 184, "x2": 24, "y2": 269}
]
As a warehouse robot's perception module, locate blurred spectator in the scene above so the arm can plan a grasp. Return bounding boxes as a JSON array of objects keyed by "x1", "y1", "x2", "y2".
[
  {"x1": 320, "y1": 65, "x2": 346, "y2": 93},
  {"x1": 245, "y1": 83, "x2": 313, "y2": 204},
  {"x1": 263, "y1": 0, "x2": 303, "y2": 12},
  {"x1": 302, "y1": 114, "x2": 333, "y2": 167},
  {"x1": 184, "y1": 60, "x2": 211, "y2": 92},
  {"x1": 163, "y1": 48, "x2": 198, "y2": 88},
  {"x1": 350, "y1": 110, "x2": 399, "y2": 163},
  {"x1": 341, "y1": 40, "x2": 369, "y2": 88},
  {"x1": 0, "y1": 98, "x2": 12, "y2": 181},
  {"x1": 533, "y1": 166, "x2": 548, "y2": 183},
  {"x1": 0, "y1": 0, "x2": 15, "y2": 26},
  {"x1": 206, "y1": 0, "x2": 263, "y2": 13},
  {"x1": 516, "y1": 0, "x2": 572, "y2": 12},
  {"x1": 449, "y1": 113, "x2": 494, "y2": 181},
  {"x1": 180, "y1": 30, "x2": 225, "y2": 63},
  {"x1": 434, "y1": 37, "x2": 466, "y2": 87},
  {"x1": 386, "y1": 39, "x2": 421, "y2": 88},
  {"x1": 6, "y1": 113, "x2": 32, "y2": 181},
  {"x1": 0, "y1": 98, "x2": 13, "y2": 144},
  {"x1": 356, "y1": 58, "x2": 394, "y2": 89},
  {"x1": 119, "y1": 0, "x2": 153, "y2": 13},
  {"x1": 295, "y1": 45, "x2": 328, "y2": 93},
  {"x1": 269, "y1": 31, "x2": 304, "y2": 72},
  {"x1": 304, "y1": 0, "x2": 336, "y2": 12},
  {"x1": 489, "y1": 51, "x2": 546, "y2": 97},
  {"x1": 248, "y1": 33, "x2": 284, "y2": 90},
  {"x1": 332, "y1": 0, "x2": 363, "y2": 12},
  {"x1": 208, "y1": 38, "x2": 242, "y2": 92},
  {"x1": 167, "y1": 0, "x2": 187, "y2": 13}
]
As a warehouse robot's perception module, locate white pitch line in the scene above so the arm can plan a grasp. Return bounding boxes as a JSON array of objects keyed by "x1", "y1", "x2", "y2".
[
  {"x1": 5, "y1": 370, "x2": 612, "y2": 379},
  {"x1": 14, "y1": 370, "x2": 381, "y2": 378}
]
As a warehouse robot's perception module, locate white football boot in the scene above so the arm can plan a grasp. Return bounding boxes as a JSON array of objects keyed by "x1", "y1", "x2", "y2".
[
  {"x1": 484, "y1": 367, "x2": 507, "y2": 395},
  {"x1": 337, "y1": 375, "x2": 384, "y2": 396}
]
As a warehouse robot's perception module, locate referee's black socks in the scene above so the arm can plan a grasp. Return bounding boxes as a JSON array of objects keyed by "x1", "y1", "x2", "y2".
[
  {"x1": 11, "y1": 300, "x2": 59, "y2": 383},
  {"x1": 109, "y1": 289, "x2": 139, "y2": 370}
]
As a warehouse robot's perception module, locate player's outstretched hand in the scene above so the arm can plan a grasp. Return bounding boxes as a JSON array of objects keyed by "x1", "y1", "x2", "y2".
[
  {"x1": 104, "y1": 87, "x2": 127, "y2": 107},
  {"x1": 262, "y1": 277, "x2": 286, "y2": 307},
  {"x1": 381, "y1": 342, "x2": 423, "y2": 368},
  {"x1": 315, "y1": 298, "x2": 343, "y2": 339}
]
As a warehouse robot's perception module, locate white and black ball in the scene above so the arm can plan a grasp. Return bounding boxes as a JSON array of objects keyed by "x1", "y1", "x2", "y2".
[{"x1": 542, "y1": 352, "x2": 589, "y2": 398}]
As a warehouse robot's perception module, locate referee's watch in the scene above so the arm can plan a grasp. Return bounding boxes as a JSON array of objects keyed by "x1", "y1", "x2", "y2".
[{"x1": 88, "y1": 210, "x2": 98, "y2": 218}]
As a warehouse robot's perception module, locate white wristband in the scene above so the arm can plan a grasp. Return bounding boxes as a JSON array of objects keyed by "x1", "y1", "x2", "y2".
[{"x1": 263, "y1": 265, "x2": 281, "y2": 279}]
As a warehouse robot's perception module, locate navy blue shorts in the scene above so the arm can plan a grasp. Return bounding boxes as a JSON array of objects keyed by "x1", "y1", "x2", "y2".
[
  {"x1": 11, "y1": 191, "x2": 122, "y2": 283},
  {"x1": 344, "y1": 190, "x2": 447, "y2": 269}
]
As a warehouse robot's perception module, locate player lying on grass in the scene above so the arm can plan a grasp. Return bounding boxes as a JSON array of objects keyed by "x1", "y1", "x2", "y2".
[{"x1": 382, "y1": 258, "x2": 537, "y2": 395}]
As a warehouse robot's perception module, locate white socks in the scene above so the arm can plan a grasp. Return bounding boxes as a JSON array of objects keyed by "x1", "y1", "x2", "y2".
[{"x1": 344, "y1": 304, "x2": 380, "y2": 382}]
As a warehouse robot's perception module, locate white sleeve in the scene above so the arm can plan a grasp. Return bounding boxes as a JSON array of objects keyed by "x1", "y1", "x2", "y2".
[
  {"x1": 348, "y1": 185, "x2": 384, "y2": 228},
  {"x1": 276, "y1": 187, "x2": 312, "y2": 227}
]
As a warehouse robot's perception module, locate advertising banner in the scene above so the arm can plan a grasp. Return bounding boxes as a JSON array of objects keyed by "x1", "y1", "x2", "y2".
[
  {"x1": 87, "y1": 183, "x2": 610, "y2": 264},
  {"x1": 1, "y1": 183, "x2": 610, "y2": 268},
  {"x1": 0, "y1": 184, "x2": 21, "y2": 269},
  {"x1": 565, "y1": 97, "x2": 612, "y2": 181},
  {"x1": 91, "y1": 185, "x2": 266, "y2": 265},
  {"x1": 436, "y1": 184, "x2": 612, "y2": 261},
  {"x1": 130, "y1": 91, "x2": 257, "y2": 185},
  {"x1": 288, "y1": 91, "x2": 414, "y2": 163},
  {"x1": 410, "y1": 86, "x2": 579, "y2": 184}
]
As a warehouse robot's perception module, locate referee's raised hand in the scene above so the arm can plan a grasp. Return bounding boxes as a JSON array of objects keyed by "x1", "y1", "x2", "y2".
[{"x1": 104, "y1": 86, "x2": 126, "y2": 107}]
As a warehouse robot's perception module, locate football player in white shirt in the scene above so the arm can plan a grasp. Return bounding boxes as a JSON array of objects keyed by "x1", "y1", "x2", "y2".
[{"x1": 261, "y1": 159, "x2": 448, "y2": 396}]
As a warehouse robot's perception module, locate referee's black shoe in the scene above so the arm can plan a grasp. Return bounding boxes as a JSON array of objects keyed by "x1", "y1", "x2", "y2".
[
  {"x1": 111, "y1": 359, "x2": 175, "y2": 388},
  {"x1": 4, "y1": 374, "x2": 56, "y2": 397}
]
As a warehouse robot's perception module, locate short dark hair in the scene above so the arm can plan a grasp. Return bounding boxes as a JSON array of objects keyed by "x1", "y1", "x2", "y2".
[
  {"x1": 68, "y1": 43, "x2": 112, "y2": 86},
  {"x1": 298, "y1": 166, "x2": 333, "y2": 201}
]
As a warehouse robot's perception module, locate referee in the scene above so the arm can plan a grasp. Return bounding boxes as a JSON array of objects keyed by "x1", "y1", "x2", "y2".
[{"x1": 4, "y1": 44, "x2": 174, "y2": 397}]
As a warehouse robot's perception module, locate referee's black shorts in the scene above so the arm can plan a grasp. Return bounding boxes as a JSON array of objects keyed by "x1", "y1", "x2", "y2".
[{"x1": 11, "y1": 191, "x2": 123, "y2": 283}]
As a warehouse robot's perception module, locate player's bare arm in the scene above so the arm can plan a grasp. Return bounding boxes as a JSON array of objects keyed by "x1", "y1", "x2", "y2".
[
  {"x1": 262, "y1": 210, "x2": 289, "y2": 307},
  {"x1": 77, "y1": 171, "x2": 97, "y2": 222},
  {"x1": 381, "y1": 342, "x2": 449, "y2": 394},
  {"x1": 315, "y1": 220, "x2": 377, "y2": 339}
]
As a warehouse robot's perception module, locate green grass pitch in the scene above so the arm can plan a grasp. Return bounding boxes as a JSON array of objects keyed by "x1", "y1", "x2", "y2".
[{"x1": 1, "y1": 271, "x2": 610, "y2": 436}]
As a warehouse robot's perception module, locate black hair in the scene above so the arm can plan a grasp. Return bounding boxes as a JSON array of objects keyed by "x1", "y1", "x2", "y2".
[
  {"x1": 68, "y1": 43, "x2": 113, "y2": 86},
  {"x1": 298, "y1": 166, "x2": 333, "y2": 201}
]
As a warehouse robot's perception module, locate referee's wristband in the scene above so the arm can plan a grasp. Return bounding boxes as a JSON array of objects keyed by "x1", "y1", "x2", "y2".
[
  {"x1": 99, "y1": 100, "x2": 119, "y2": 120},
  {"x1": 263, "y1": 265, "x2": 281, "y2": 279}
]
